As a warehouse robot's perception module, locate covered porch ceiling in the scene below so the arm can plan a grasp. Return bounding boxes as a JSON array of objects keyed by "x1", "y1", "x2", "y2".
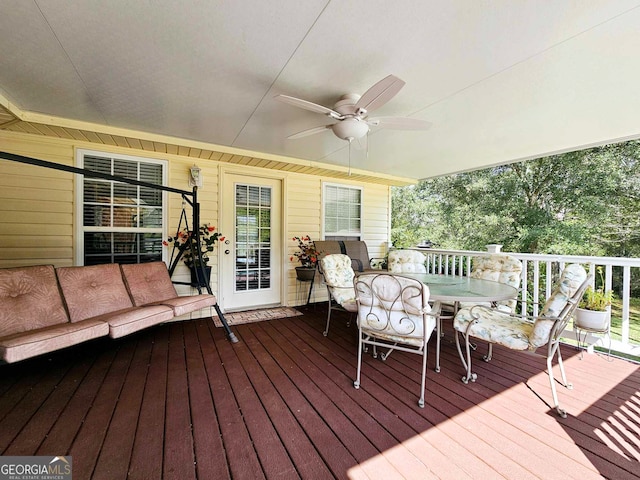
[{"x1": 1, "y1": 1, "x2": 640, "y2": 183}]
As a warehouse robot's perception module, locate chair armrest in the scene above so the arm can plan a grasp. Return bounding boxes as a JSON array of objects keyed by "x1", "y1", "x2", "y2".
[
  {"x1": 369, "y1": 257, "x2": 387, "y2": 270},
  {"x1": 468, "y1": 304, "x2": 560, "y2": 324},
  {"x1": 429, "y1": 300, "x2": 442, "y2": 317}
]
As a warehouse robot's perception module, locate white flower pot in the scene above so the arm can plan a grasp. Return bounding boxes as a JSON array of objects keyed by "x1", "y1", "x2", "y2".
[{"x1": 574, "y1": 307, "x2": 609, "y2": 331}]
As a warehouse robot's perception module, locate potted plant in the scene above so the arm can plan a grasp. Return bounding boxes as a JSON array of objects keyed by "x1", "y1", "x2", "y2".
[
  {"x1": 163, "y1": 223, "x2": 225, "y2": 286},
  {"x1": 574, "y1": 267, "x2": 613, "y2": 331},
  {"x1": 290, "y1": 235, "x2": 319, "y2": 281}
]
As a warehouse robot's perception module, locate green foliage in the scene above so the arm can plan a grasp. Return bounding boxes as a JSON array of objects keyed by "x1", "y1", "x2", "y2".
[
  {"x1": 580, "y1": 286, "x2": 613, "y2": 311},
  {"x1": 392, "y1": 140, "x2": 640, "y2": 258},
  {"x1": 579, "y1": 266, "x2": 613, "y2": 311}
]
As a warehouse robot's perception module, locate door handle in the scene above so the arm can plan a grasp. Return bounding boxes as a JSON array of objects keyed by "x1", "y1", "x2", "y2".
[{"x1": 224, "y1": 249, "x2": 230, "y2": 255}]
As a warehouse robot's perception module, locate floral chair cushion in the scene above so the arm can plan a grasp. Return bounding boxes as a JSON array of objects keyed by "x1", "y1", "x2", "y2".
[
  {"x1": 530, "y1": 263, "x2": 588, "y2": 348},
  {"x1": 355, "y1": 274, "x2": 435, "y2": 347},
  {"x1": 460, "y1": 255, "x2": 522, "y2": 312},
  {"x1": 319, "y1": 254, "x2": 356, "y2": 307},
  {"x1": 387, "y1": 250, "x2": 427, "y2": 273},
  {"x1": 453, "y1": 306, "x2": 533, "y2": 350}
]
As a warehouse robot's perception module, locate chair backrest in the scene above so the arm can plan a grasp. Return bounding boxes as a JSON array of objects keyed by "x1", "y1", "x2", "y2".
[
  {"x1": 319, "y1": 254, "x2": 356, "y2": 305},
  {"x1": 354, "y1": 273, "x2": 432, "y2": 341},
  {"x1": 471, "y1": 254, "x2": 523, "y2": 311},
  {"x1": 315, "y1": 240, "x2": 372, "y2": 272},
  {"x1": 529, "y1": 264, "x2": 589, "y2": 348},
  {"x1": 387, "y1": 249, "x2": 427, "y2": 273}
]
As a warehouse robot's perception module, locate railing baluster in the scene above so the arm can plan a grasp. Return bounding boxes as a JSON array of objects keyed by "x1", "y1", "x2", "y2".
[{"x1": 622, "y1": 265, "x2": 631, "y2": 344}]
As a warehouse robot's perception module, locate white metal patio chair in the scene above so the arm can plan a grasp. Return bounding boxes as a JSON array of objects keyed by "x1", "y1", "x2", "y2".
[
  {"x1": 353, "y1": 273, "x2": 440, "y2": 408},
  {"x1": 453, "y1": 263, "x2": 590, "y2": 418},
  {"x1": 439, "y1": 254, "x2": 523, "y2": 363},
  {"x1": 318, "y1": 254, "x2": 357, "y2": 336}
]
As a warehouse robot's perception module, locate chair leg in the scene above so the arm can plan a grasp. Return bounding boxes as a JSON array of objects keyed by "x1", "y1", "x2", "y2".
[
  {"x1": 435, "y1": 317, "x2": 441, "y2": 373},
  {"x1": 547, "y1": 341, "x2": 571, "y2": 418},
  {"x1": 354, "y1": 329, "x2": 363, "y2": 390},
  {"x1": 483, "y1": 343, "x2": 493, "y2": 362},
  {"x1": 323, "y1": 304, "x2": 332, "y2": 336},
  {"x1": 455, "y1": 328, "x2": 477, "y2": 384},
  {"x1": 419, "y1": 347, "x2": 427, "y2": 408},
  {"x1": 380, "y1": 345, "x2": 396, "y2": 361}
]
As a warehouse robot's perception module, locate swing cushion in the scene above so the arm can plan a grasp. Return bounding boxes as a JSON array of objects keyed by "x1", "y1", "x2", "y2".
[
  {"x1": 0, "y1": 265, "x2": 69, "y2": 337},
  {"x1": 121, "y1": 262, "x2": 218, "y2": 316},
  {"x1": 120, "y1": 262, "x2": 179, "y2": 305},
  {"x1": 56, "y1": 264, "x2": 135, "y2": 321},
  {"x1": 56, "y1": 264, "x2": 174, "y2": 338}
]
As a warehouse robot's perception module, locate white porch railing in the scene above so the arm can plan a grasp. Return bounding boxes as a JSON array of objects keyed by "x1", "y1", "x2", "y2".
[{"x1": 410, "y1": 247, "x2": 640, "y2": 357}]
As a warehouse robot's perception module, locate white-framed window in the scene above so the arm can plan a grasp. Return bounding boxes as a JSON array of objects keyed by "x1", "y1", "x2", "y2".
[
  {"x1": 323, "y1": 183, "x2": 362, "y2": 240},
  {"x1": 76, "y1": 150, "x2": 167, "y2": 265}
]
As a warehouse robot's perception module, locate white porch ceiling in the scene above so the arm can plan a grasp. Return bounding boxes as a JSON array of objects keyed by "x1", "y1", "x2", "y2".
[{"x1": 1, "y1": 1, "x2": 640, "y2": 181}]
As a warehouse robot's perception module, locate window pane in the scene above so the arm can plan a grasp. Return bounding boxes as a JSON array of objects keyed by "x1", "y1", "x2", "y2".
[
  {"x1": 260, "y1": 188, "x2": 271, "y2": 207},
  {"x1": 259, "y1": 209, "x2": 270, "y2": 227},
  {"x1": 114, "y1": 159, "x2": 137, "y2": 180},
  {"x1": 84, "y1": 156, "x2": 112, "y2": 174},
  {"x1": 323, "y1": 184, "x2": 362, "y2": 236},
  {"x1": 140, "y1": 162, "x2": 162, "y2": 184},
  {"x1": 139, "y1": 207, "x2": 162, "y2": 227},
  {"x1": 140, "y1": 186, "x2": 162, "y2": 206},
  {"x1": 84, "y1": 181, "x2": 111, "y2": 203},
  {"x1": 248, "y1": 186, "x2": 260, "y2": 206},
  {"x1": 82, "y1": 154, "x2": 164, "y2": 266}
]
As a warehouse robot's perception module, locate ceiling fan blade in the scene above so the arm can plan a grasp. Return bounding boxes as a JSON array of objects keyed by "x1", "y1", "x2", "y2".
[
  {"x1": 274, "y1": 94, "x2": 344, "y2": 119},
  {"x1": 287, "y1": 124, "x2": 332, "y2": 140},
  {"x1": 368, "y1": 116, "x2": 432, "y2": 130},
  {"x1": 354, "y1": 75, "x2": 406, "y2": 114}
]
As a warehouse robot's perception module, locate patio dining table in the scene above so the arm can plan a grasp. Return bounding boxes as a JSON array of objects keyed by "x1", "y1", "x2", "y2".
[
  {"x1": 400, "y1": 273, "x2": 518, "y2": 304},
  {"x1": 400, "y1": 273, "x2": 519, "y2": 372}
]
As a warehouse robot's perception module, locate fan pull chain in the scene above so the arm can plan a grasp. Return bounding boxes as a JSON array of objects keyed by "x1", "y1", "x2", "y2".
[
  {"x1": 347, "y1": 137, "x2": 353, "y2": 176},
  {"x1": 366, "y1": 130, "x2": 370, "y2": 164}
]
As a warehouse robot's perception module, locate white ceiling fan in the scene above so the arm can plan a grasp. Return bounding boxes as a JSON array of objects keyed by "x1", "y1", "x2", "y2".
[{"x1": 274, "y1": 74, "x2": 431, "y2": 143}]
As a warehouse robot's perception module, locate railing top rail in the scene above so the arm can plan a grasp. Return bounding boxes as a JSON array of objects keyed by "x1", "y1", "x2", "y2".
[{"x1": 410, "y1": 247, "x2": 640, "y2": 267}]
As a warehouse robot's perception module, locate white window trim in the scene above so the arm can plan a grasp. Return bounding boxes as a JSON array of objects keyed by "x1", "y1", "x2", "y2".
[
  {"x1": 75, "y1": 149, "x2": 168, "y2": 265},
  {"x1": 321, "y1": 182, "x2": 363, "y2": 240}
]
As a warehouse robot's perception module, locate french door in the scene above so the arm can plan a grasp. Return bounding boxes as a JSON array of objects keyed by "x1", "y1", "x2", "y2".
[{"x1": 221, "y1": 173, "x2": 282, "y2": 311}]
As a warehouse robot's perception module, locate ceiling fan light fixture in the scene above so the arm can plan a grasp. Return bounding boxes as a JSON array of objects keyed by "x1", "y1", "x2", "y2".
[{"x1": 331, "y1": 117, "x2": 369, "y2": 140}]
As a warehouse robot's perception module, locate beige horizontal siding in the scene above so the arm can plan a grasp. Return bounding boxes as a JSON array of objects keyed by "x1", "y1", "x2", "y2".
[{"x1": 0, "y1": 129, "x2": 392, "y2": 312}]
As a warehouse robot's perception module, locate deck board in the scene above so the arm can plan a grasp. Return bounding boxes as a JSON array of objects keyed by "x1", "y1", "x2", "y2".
[
  {"x1": 128, "y1": 326, "x2": 169, "y2": 480},
  {"x1": 1, "y1": 306, "x2": 639, "y2": 479}
]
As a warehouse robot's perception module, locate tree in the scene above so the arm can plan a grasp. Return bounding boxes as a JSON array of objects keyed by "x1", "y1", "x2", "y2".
[{"x1": 392, "y1": 140, "x2": 640, "y2": 259}]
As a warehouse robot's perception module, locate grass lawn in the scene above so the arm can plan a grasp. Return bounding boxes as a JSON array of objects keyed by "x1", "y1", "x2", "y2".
[{"x1": 610, "y1": 296, "x2": 640, "y2": 344}]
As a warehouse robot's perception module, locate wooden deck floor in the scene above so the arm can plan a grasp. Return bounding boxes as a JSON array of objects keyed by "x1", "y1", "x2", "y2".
[{"x1": 1, "y1": 305, "x2": 639, "y2": 480}]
